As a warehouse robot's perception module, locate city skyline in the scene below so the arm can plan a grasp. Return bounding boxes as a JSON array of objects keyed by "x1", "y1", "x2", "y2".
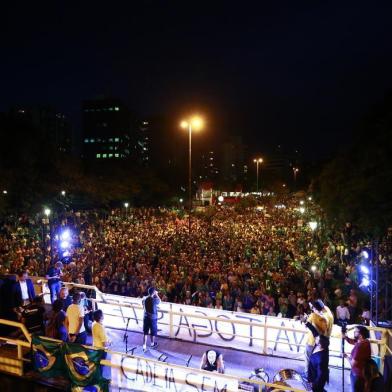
[{"x1": 3, "y1": 2, "x2": 392, "y2": 159}]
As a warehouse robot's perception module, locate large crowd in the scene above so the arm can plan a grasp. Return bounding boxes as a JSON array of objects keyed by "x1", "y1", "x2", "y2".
[{"x1": 1, "y1": 197, "x2": 390, "y2": 325}]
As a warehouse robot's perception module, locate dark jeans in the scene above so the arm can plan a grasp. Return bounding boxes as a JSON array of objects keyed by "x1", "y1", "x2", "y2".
[
  {"x1": 350, "y1": 372, "x2": 364, "y2": 392},
  {"x1": 49, "y1": 281, "x2": 61, "y2": 303}
]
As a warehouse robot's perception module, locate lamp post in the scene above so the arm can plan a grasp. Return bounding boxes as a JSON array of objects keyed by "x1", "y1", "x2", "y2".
[
  {"x1": 43, "y1": 208, "x2": 52, "y2": 267},
  {"x1": 292, "y1": 167, "x2": 299, "y2": 189},
  {"x1": 253, "y1": 158, "x2": 263, "y2": 193},
  {"x1": 124, "y1": 202, "x2": 129, "y2": 218},
  {"x1": 180, "y1": 116, "x2": 204, "y2": 233}
]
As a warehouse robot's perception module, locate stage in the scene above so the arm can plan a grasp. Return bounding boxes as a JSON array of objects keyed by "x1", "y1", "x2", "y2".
[{"x1": 99, "y1": 326, "x2": 350, "y2": 391}]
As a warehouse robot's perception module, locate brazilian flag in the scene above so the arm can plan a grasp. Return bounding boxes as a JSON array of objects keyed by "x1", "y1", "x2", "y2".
[
  {"x1": 31, "y1": 336, "x2": 65, "y2": 377},
  {"x1": 64, "y1": 342, "x2": 109, "y2": 392}
]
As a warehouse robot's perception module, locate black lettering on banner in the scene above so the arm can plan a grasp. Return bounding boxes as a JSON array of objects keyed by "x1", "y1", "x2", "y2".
[
  {"x1": 174, "y1": 308, "x2": 192, "y2": 337},
  {"x1": 185, "y1": 372, "x2": 200, "y2": 392},
  {"x1": 273, "y1": 321, "x2": 294, "y2": 352},
  {"x1": 120, "y1": 355, "x2": 136, "y2": 382},
  {"x1": 214, "y1": 380, "x2": 228, "y2": 392},
  {"x1": 292, "y1": 324, "x2": 306, "y2": 353},
  {"x1": 165, "y1": 367, "x2": 178, "y2": 392},
  {"x1": 145, "y1": 360, "x2": 153, "y2": 384},
  {"x1": 215, "y1": 314, "x2": 235, "y2": 341},
  {"x1": 136, "y1": 358, "x2": 145, "y2": 383},
  {"x1": 152, "y1": 363, "x2": 164, "y2": 389},
  {"x1": 191, "y1": 311, "x2": 213, "y2": 342},
  {"x1": 235, "y1": 314, "x2": 263, "y2": 347},
  {"x1": 201, "y1": 375, "x2": 211, "y2": 392}
]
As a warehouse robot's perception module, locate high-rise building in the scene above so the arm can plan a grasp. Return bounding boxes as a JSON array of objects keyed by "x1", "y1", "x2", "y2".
[
  {"x1": 220, "y1": 135, "x2": 245, "y2": 185},
  {"x1": 134, "y1": 120, "x2": 150, "y2": 165},
  {"x1": 82, "y1": 98, "x2": 132, "y2": 160},
  {"x1": 9, "y1": 105, "x2": 72, "y2": 154},
  {"x1": 199, "y1": 150, "x2": 219, "y2": 181}
]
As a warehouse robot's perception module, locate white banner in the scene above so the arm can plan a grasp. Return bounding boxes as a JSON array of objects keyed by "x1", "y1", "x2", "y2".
[
  {"x1": 111, "y1": 353, "x2": 239, "y2": 392},
  {"x1": 98, "y1": 294, "x2": 379, "y2": 368}
]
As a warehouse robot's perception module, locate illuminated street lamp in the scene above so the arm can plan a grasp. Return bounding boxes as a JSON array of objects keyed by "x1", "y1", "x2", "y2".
[
  {"x1": 253, "y1": 157, "x2": 263, "y2": 193},
  {"x1": 180, "y1": 116, "x2": 204, "y2": 233},
  {"x1": 309, "y1": 221, "x2": 318, "y2": 231},
  {"x1": 292, "y1": 167, "x2": 299, "y2": 188},
  {"x1": 299, "y1": 207, "x2": 305, "y2": 214},
  {"x1": 2, "y1": 190, "x2": 7, "y2": 195},
  {"x1": 61, "y1": 190, "x2": 66, "y2": 196},
  {"x1": 44, "y1": 208, "x2": 51, "y2": 217},
  {"x1": 124, "y1": 202, "x2": 129, "y2": 217}
]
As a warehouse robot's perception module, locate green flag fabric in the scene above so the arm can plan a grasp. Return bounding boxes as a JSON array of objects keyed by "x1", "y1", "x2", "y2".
[
  {"x1": 31, "y1": 335, "x2": 65, "y2": 377},
  {"x1": 31, "y1": 336, "x2": 109, "y2": 392}
]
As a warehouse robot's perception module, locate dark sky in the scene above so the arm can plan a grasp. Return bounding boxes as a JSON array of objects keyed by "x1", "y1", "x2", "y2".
[{"x1": 2, "y1": 1, "x2": 392, "y2": 159}]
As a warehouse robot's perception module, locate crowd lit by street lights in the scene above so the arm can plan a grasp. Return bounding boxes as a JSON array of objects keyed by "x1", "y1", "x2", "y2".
[
  {"x1": 180, "y1": 115, "x2": 204, "y2": 233},
  {"x1": 253, "y1": 157, "x2": 263, "y2": 193}
]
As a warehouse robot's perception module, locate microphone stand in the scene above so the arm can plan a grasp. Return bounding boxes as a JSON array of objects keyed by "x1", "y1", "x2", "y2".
[
  {"x1": 123, "y1": 317, "x2": 131, "y2": 353},
  {"x1": 341, "y1": 326, "x2": 346, "y2": 392}
]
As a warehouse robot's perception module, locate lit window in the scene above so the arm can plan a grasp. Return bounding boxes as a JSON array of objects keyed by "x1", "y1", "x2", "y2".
[
  {"x1": 109, "y1": 138, "x2": 113, "y2": 142},
  {"x1": 109, "y1": 146, "x2": 113, "y2": 150},
  {"x1": 114, "y1": 138, "x2": 120, "y2": 142},
  {"x1": 108, "y1": 154, "x2": 113, "y2": 158},
  {"x1": 109, "y1": 107, "x2": 113, "y2": 111},
  {"x1": 115, "y1": 107, "x2": 119, "y2": 111},
  {"x1": 90, "y1": 138, "x2": 95, "y2": 143},
  {"x1": 102, "y1": 154, "x2": 107, "y2": 158},
  {"x1": 115, "y1": 153, "x2": 119, "y2": 158},
  {"x1": 96, "y1": 154, "x2": 101, "y2": 158},
  {"x1": 84, "y1": 139, "x2": 89, "y2": 143}
]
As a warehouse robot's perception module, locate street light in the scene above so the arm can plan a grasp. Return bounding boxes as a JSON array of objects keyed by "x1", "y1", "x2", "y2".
[
  {"x1": 124, "y1": 202, "x2": 129, "y2": 217},
  {"x1": 180, "y1": 115, "x2": 204, "y2": 233},
  {"x1": 44, "y1": 208, "x2": 51, "y2": 217},
  {"x1": 2, "y1": 190, "x2": 7, "y2": 195},
  {"x1": 253, "y1": 158, "x2": 263, "y2": 193},
  {"x1": 292, "y1": 167, "x2": 299, "y2": 188},
  {"x1": 309, "y1": 221, "x2": 318, "y2": 231},
  {"x1": 61, "y1": 190, "x2": 66, "y2": 196}
]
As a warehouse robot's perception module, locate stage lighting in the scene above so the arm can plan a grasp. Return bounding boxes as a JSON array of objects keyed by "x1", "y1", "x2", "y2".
[
  {"x1": 361, "y1": 277, "x2": 370, "y2": 287},
  {"x1": 60, "y1": 240, "x2": 70, "y2": 250},
  {"x1": 60, "y1": 229, "x2": 71, "y2": 241},
  {"x1": 360, "y1": 265, "x2": 370, "y2": 275}
]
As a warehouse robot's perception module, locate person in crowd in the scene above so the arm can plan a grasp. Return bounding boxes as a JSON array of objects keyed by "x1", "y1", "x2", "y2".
[
  {"x1": 46, "y1": 261, "x2": 63, "y2": 303},
  {"x1": 12, "y1": 270, "x2": 36, "y2": 320},
  {"x1": 65, "y1": 291, "x2": 86, "y2": 344},
  {"x1": 200, "y1": 349, "x2": 225, "y2": 374},
  {"x1": 58, "y1": 286, "x2": 72, "y2": 311},
  {"x1": 363, "y1": 358, "x2": 385, "y2": 392},
  {"x1": 46, "y1": 299, "x2": 68, "y2": 341},
  {"x1": 336, "y1": 298, "x2": 351, "y2": 326},
  {"x1": 343, "y1": 325, "x2": 371, "y2": 392},
  {"x1": 313, "y1": 299, "x2": 334, "y2": 337},
  {"x1": 142, "y1": 287, "x2": 161, "y2": 352}
]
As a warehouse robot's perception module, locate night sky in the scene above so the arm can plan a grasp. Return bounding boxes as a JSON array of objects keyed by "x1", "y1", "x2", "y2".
[{"x1": 2, "y1": 1, "x2": 392, "y2": 159}]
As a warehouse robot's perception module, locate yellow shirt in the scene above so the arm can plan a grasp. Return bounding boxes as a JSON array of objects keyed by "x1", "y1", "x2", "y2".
[
  {"x1": 323, "y1": 306, "x2": 334, "y2": 337},
  {"x1": 92, "y1": 321, "x2": 107, "y2": 348},
  {"x1": 306, "y1": 313, "x2": 327, "y2": 346}
]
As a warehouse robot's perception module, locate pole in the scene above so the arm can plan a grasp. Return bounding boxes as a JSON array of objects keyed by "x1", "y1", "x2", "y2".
[
  {"x1": 256, "y1": 161, "x2": 259, "y2": 193},
  {"x1": 188, "y1": 124, "x2": 192, "y2": 234}
]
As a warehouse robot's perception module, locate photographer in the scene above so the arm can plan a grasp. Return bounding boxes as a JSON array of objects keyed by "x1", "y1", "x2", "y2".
[
  {"x1": 142, "y1": 287, "x2": 161, "y2": 352},
  {"x1": 343, "y1": 325, "x2": 371, "y2": 392}
]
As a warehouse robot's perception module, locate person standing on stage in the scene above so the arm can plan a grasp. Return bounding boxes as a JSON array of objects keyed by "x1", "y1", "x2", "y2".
[
  {"x1": 343, "y1": 325, "x2": 371, "y2": 392},
  {"x1": 142, "y1": 287, "x2": 160, "y2": 352},
  {"x1": 66, "y1": 291, "x2": 86, "y2": 344},
  {"x1": 46, "y1": 261, "x2": 63, "y2": 303}
]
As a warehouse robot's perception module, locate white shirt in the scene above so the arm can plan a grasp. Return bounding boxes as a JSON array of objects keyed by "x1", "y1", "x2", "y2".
[
  {"x1": 19, "y1": 281, "x2": 29, "y2": 300},
  {"x1": 336, "y1": 305, "x2": 350, "y2": 320},
  {"x1": 66, "y1": 304, "x2": 85, "y2": 334},
  {"x1": 92, "y1": 321, "x2": 108, "y2": 348}
]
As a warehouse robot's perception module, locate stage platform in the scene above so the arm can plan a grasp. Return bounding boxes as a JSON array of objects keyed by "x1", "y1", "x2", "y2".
[{"x1": 101, "y1": 326, "x2": 350, "y2": 391}]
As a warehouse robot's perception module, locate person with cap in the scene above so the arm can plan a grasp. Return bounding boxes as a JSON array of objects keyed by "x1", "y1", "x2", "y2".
[
  {"x1": 142, "y1": 287, "x2": 161, "y2": 352},
  {"x1": 304, "y1": 320, "x2": 330, "y2": 392},
  {"x1": 200, "y1": 349, "x2": 225, "y2": 374},
  {"x1": 303, "y1": 300, "x2": 328, "y2": 380}
]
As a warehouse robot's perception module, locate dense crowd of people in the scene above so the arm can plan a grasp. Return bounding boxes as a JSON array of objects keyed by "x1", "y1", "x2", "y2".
[{"x1": 1, "y1": 196, "x2": 389, "y2": 326}]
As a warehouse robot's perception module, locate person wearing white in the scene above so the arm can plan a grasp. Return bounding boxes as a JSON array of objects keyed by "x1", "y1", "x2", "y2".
[
  {"x1": 336, "y1": 299, "x2": 351, "y2": 325},
  {"x1": 66, "y1": 292, "x2": 86, "y2": 344}
]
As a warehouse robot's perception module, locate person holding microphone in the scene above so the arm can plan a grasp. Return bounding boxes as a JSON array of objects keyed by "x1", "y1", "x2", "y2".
[
  {"x1": 142, "y1": 287, "x2": 161, "y2": 352},
  {"x1": 343, "y1": 325, "x2": 371, "y2": 392}
]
